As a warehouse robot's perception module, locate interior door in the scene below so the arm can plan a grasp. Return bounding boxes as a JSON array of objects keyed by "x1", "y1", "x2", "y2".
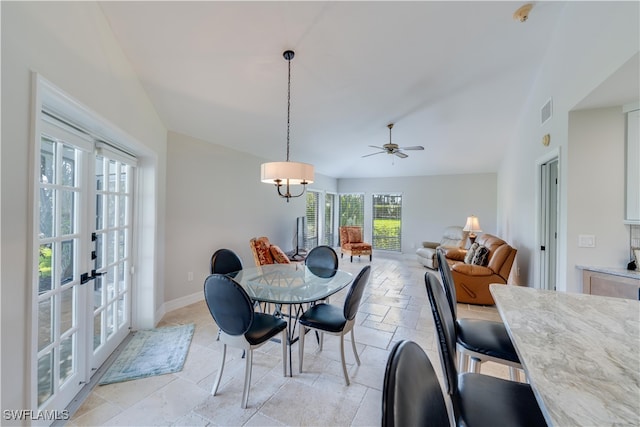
[{"x1": 539, "y1": 158, "x2": 559, "y2": 290}]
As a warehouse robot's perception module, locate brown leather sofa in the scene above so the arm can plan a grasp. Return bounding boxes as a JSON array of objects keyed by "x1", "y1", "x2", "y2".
[{"x1": 440, "y1": 234, "x2": 517, "y2": 305}]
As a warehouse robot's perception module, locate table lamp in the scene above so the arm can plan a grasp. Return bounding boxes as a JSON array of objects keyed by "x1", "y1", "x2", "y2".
[{"x1": 463, "y1": 215, "x2": 482, "y2": 245}]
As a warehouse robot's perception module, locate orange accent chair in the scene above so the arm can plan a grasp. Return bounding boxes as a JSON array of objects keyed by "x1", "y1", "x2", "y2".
[
  {"x1": 339, "y1": 226, "x2": 372, "y2": 262},
  {"x1": 249, "y1": 237, "x2": 291, "y2": 266}
]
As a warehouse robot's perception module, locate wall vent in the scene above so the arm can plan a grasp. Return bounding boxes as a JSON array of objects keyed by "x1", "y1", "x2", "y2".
[{"x1": 541, "y1": 98, "x2": 553, "y2": 125}]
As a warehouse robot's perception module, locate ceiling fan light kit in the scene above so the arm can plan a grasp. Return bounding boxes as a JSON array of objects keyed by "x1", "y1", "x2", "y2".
[
  {"x1": 261, "y1": 50, "x2": 314, "y2": 202},
  {"x1": 362, "y1": 123, "x2": 424, "y2": 160}
]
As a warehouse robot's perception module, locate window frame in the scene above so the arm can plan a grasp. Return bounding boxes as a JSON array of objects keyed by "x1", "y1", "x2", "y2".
[{"x1": 372, "y1": 193, "x2": 402, "y2": 252}]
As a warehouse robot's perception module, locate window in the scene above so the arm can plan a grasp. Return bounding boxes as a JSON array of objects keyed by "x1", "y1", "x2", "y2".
[
  {"x1": 324, "y1": 193, "x2": 336, "y2": 246},
  {"x1": 339, "y1": 193, "x2": 364, "y2": 227},
  {"x1": 372, "y1": 193, "x2": 402, "y2": 251},
  {"x1": 305, "y1": 191, "x2": 319, "y2": 249}
]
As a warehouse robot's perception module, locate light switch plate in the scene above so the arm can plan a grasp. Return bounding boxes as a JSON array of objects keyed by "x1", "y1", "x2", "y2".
[{"x1": 578, "y1": 234, "x2": 595, "y2": 248}]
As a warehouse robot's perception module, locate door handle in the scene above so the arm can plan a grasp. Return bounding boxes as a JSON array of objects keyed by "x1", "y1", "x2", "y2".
[{"x1": 80, "y1": 270, "x2": 105, "y2": 285}]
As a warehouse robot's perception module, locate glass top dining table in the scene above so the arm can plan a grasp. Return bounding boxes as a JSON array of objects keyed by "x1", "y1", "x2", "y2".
[
  {"x1": 231, "y1": 263, "x2": 354, "y2": 305},
  {"x1": 230, "y1": 263, "x2": 353, "y2": 376}
]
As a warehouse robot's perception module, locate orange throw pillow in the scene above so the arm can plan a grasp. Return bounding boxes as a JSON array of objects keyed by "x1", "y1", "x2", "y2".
[
  {"x1": 270, "y1": 245, "x2": 291, "y2": 264},
  {"x1": 253, "y1": 238, "x2": 274, "y2": 265}
]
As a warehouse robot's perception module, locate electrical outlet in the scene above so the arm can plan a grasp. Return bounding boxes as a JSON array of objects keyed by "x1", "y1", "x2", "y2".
[{"x1": 187, "y1": 272, "x2": 194, "y2": 281}]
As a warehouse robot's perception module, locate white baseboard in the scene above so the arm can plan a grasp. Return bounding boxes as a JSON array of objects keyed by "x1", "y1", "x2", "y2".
[{"x1": 159, "y1": 291, "x2": 204, "y2": 320}]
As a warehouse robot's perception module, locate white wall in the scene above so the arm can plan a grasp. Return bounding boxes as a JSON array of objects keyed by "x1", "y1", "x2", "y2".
[
  {"x1": 163, "y1": 135, "x2": 497, "y2": 307},
  {"x1": 498, "y1": 2, "x2": 639, "y2": 292},
  {"x1": 338, "y1": 173, "x2": 498, "y2": 255},
  {"x1": 566, "y1": 107, "x2": 630, "y2": 282},
  {"x1": 163, "y1": 131, "x2": 338, "y2": 307},
  {"x1": 1, "y1": 1, "x2": 166, "y2": 414}
]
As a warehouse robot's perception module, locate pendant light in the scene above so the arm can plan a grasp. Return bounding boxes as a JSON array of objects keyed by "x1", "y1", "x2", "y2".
[{"x1": 260, "y1": 50, "x2": 314, "y2": 202}]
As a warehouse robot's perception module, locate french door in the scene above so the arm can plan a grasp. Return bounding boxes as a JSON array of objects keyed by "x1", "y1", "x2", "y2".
[{"x1": 33, "y1": 114, "x2": 135, "y2": 414}]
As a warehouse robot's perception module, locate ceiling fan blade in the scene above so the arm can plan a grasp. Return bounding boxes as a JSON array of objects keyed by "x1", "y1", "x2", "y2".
[
  {"x1": 362, "y1": 151, "x2": 386, "y2": 158},
  {"x1": 368, "y1": 145, "x2": 385, "y2": 150},
  {"x1": 399, "y1": 146, "x2": 424, "y2": 151},
  {"x1": 394, "y1": 151, "x2": 409, "y2": 158}
]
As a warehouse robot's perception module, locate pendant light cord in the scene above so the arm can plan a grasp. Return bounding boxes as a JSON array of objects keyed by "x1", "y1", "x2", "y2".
[{"x1": 286, "y1": 54, "x2": 292, "y2": 162}]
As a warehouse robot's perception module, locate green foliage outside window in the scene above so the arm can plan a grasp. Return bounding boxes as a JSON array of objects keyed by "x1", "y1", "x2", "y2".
[
  {"x1": 372, "y1": 194, "x2": 402, "y2": 251},
  {"x1": 339, "y1": 194, "x2": 364, "y2": 226},
  {"x1": 39, "y1": 246, "x2": 52, "y2": 279}
]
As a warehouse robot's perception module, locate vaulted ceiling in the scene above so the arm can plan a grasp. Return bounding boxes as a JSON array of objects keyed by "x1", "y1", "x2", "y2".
[{"x1": 97, "y1": 2, "x2": 628, "y2": 179}]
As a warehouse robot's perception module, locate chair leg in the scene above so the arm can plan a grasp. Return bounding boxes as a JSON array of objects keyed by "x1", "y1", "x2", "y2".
[
  {"x1": 319, "y1": 331, "x2": 324, "y2": 351},
  {"x1": 350, "y1": 328, "x2": 361, "y2": 366},
  {"x1": 241, "y1": 349, "x2": 252, "y2": 409},
  {"x1": 281, "y1": 329, "x2": 287, "y2": 377},
  {"x1": 509, "y1": 366, "x2": 519, "y2": 382},
  {"x1": 340, "y1": 332, "x2": 350, "y2": 386},
  {"x1": 212, "y1": 344, "x2": 226, "y2": 395},
  {"x1": 458, "y1": 351, "x2": 468, "y2": 373},
  {"x1": 469, "y1": 357, "x2": 481, "y2": 373},
  {"x1": 369, "y1": 254, "x2": 372, "y2": 261},
  {"x1": 299, "y1": 325, "x2": 305, "y2": 373},
  {"x1": 350, "y1": 255, "x2": 353, "y2": 262}
]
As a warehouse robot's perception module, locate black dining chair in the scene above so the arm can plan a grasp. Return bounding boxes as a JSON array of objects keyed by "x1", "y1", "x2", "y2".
[
  {"x1": 298, "y1": 265, "x2": 371, "y2": 385},
  {"x1": 436, "y1": 249, "x2": 522, "y2": 380},
  {"x1": 204, "y1": 274, "x2": 287, "y2": 408},
  {"x1": 382, "y1": 340, "x2": 450, "y2": 427},
  {"x1": 424, "y1": 272, "x2": 548, "y2": 427},
  {"x1": 210, "y1": 248, "x2": 243, "y2": 276},
  {"x1": 305, "y1": 245, "x2": 339, "y2": 278},
  {"x1": 210, "y1": 248, "x2": 244, "y2": 341}
]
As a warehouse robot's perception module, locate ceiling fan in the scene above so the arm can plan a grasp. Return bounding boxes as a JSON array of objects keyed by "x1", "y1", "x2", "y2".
[{"x1": 362, "y1": 123, "x2": 424, "y2": 159}]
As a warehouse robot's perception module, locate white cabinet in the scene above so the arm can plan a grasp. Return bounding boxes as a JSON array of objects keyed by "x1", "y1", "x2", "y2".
[{"x1": 625, "y1": 106, "x2": 640, "y2": 224}]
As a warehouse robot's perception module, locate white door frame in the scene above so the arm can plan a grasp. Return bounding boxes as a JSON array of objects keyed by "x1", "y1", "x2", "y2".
[{"x1": 29, "y1": 73, "x2": 158, "y2": 415}]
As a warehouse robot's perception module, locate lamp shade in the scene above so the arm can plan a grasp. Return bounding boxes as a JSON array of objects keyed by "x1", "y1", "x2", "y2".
[
  {"x1": 261, "y1": 161, "x2": 314, "y2": 185},
  {"x1": 463, "y1": 215, "x2": 482, "y2": 233}
]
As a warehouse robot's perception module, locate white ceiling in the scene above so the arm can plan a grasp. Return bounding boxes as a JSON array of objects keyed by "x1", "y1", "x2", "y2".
[{"x1": 97, "y1": 1, "x2": 633, "y2": 179}]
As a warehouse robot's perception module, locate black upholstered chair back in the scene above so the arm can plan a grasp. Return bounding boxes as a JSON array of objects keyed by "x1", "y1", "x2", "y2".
[
  {"x1": 305, "y1": 245, "x2": 339, "y2": 271},
  {"x1": 210, "y1": 248, "x2": 243, "y2": 275},
  {"x1": 382, "y1": 340, "x2": 450, "y2": 427},
  {"x1": 425, "y1": 272, "x2": 459, "y2": 396},
  {"x1": 436, "y1": 248, "x2": 457, "y2": 318},
  {"x1": 204, "y1": 274, "x2": 254, "y2": 336},
  {"x1": 343, "y1": 265, "x2": 371, "y2": 321}
]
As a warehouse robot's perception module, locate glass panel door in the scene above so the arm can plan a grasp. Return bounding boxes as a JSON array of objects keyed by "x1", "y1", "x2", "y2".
[
  {"x1": 33, "y1": 115, "x2": 135, "y2": 416},
  {"x1": 91, "y1": 154, "x2": 133, "y2": 370},
  {"x1": 305, "y1": 191, "x2": 319, "y2": 249},
  {"x1": 324, "y1": 193, "x2": 336, "y2": 247},
  {"x1": 36, "y1": 134, "x2": 88, "y2": 413}
]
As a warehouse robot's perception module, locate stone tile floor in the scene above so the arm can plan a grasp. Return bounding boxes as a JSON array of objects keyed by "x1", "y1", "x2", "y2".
[{"x1": 68, "y1": 253, "x2": 510, "y2": 426}]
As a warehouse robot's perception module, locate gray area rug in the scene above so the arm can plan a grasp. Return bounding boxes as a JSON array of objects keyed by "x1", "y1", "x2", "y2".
[{"x1": 99, "y1": 323, "x2": 195, "y2": 385}]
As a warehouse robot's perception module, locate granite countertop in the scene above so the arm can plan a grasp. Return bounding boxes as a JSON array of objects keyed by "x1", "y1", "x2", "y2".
[
  {"x1": 577, "y1": 265, "x2": 640, "y2": 280},
  {"x1": 490, "y1": 284, "x2": 640, "y2": 427}
]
